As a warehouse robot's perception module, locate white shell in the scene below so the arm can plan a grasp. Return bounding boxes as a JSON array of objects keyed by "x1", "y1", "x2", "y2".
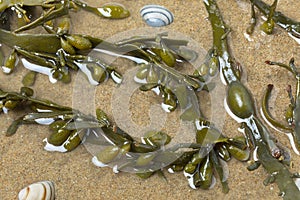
[
  {"x1": 140, "y1": 5, "x2": 174, "y2": 27},
  {"x1": 18, "y1": 181, "x2": 55, "y2": 200}
]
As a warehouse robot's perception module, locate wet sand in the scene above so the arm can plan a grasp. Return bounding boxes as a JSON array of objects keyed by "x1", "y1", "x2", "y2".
[{"x1": 1, "y1": 0, "x2": 300, "y2": 199}]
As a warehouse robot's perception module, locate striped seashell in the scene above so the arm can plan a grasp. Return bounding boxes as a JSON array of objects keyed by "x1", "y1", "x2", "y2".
[
  {"x1": 140, "y1": 5, "x2": 174, "y2": 27},
  {"x1": 18, "y1": 181, "x2": 55, "y2": 200}
]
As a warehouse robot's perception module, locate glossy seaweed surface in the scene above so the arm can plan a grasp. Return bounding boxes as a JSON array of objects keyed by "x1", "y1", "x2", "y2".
[{"x1": 1, "y1": 0, "x2": 300, "y2": 199}]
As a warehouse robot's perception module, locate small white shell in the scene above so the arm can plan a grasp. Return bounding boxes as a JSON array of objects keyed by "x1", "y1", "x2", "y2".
[
  {"x1": 18, "y1": 181, "x2": 55, "y2": 200},
  {"x1": 140, "y1": 5, "x2": 174, "y2": 27}
]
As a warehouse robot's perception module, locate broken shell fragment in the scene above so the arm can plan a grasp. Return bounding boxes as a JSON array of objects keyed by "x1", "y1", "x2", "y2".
[
  {"x1": 140, "y1": 5, "x2": 174, "y2": 27},
  {"x1": 18, "y1": 181, "x2": 55, "y2": 200}
]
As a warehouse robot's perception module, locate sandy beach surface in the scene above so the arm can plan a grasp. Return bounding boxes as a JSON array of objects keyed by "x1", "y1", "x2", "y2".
[{"x1": 1, "y1": 0, "x2": 300, "y2": 199}]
